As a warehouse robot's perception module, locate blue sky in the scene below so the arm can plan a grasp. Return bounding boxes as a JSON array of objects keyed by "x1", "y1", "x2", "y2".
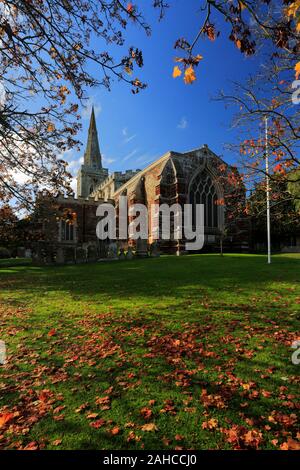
[{"x1": 66, "y1": 1, "x2": 260, "y2": 191}]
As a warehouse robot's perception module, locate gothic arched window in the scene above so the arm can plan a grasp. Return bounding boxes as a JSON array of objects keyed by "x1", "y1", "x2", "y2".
[{"x1": 189, "y1": 171, "x2": 219, "y2": 228}]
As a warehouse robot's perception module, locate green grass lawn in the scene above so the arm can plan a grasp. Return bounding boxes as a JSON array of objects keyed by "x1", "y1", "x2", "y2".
[
  {"x1": 0, "y1": 254, "x2": 299, "y2": 450},
  {"x1": 0, "y1": 258, "x2": 32, "y2": 268}
]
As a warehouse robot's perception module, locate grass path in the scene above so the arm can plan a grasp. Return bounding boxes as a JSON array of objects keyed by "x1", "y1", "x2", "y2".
[{"x1": 0, "y1": 254, "x2": 299, "y2": 450}]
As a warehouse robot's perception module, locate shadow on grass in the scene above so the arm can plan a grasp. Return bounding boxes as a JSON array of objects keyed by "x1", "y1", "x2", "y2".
[{"x1": 0, "y1": 255, "x2": 299, "y2": 308}]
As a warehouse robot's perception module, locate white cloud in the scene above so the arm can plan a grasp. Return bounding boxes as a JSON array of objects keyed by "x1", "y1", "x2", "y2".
[
  {"x1": 136, "y1": 153, "x2": 149, "y2": 163},
  {"x1": 177, "y1": 116, "x2": 188, "y2": 130},
  {"x1": 121, "y1": 127, "x2": 136, "y2": 144},
  {"x1": 102, "y1": 155, "x2": 115, "y2": 165},
  {"x1": 82, "y1": 97, "x2": 102, "y2": 119},
  {"x1": 123, "y1": 149, "x2": 139, "y2": 162},
  {"x1": 66, "y1": 156, "x2": 83, "y2": 175},
  {"x1": 124, "y1": 134, "x2": 136, "y2": 144}
]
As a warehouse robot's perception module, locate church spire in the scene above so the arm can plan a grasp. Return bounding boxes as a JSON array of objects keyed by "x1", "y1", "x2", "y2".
[{"x1": 83, "y1": 106, "x2": 102, "y2": 169}]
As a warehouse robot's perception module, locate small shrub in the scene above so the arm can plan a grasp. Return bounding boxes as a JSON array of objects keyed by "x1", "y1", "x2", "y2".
[{"x1": 0, "y1": 247, "x2": 11, "y2": 259}]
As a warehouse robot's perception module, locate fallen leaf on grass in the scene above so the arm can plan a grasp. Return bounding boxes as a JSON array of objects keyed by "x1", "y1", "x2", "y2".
[
  {"x1": 0, "y1": 413, "x2": 14, "y2": 428},
  {"x1": 140, "y1": 407, "x2": 152, "y2": 420},
  {"x1": 90, "y1": 419, "x2": 106, "y2": 429},
  {"x1": 86, "y1": 413, "x2": 99, "y2": 420},
  {"x1": 280, "y1": 438, "x2": 300, "y2": 450},
  {"x1": 140, "y1": 423, "x2": 158, "y2": 432},
  {"x1": 110, "y1": 426, "x2": 120, "y2": 435},
  {"x1": 52, "y1": 439, "x2": 62, "y2": 446},
  {"x1": 202, "y1": 418, "x2": 218, "y2": 430}
]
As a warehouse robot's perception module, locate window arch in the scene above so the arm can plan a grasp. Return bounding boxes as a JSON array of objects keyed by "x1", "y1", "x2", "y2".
[{"x1": 189, "y1": 170, "x2": 219, "y2": 228}]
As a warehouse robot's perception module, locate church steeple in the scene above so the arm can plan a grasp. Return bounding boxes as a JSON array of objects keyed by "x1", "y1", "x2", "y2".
[
  {"x1": 77, "y1": 104, "x2": 108, "y2": 198},
  {"x1": 84, "y1": 106, "x2": 102, "y2": 169}
]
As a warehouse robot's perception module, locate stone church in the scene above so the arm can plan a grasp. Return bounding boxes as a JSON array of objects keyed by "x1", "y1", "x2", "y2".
[{"x1": 32, "y1": 108, "x2": 248, "y2": 263}]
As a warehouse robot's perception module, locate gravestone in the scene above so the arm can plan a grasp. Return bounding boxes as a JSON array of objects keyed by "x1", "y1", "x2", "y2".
[
  {"x1": 56, "y1": 246, "x2": 65, "y2": 264},
  {"x1": 108, "y1": 241, "x2": 118, "y2": 259},
  {"x1": 76, "y1": 247, "x2": 86, "y2": 263},
  {"x1": 126, "y1": 247, "x2": 134, "y2": 260},
  {"x1": 150, "y1": 241, "x2": 160, "y2": 258},
  {"x1": 136, "y1": 238, "x2": 148, "y2": 258},
  {"x1": 24, "y1": 249, "x2": 32, "y2": 259}
]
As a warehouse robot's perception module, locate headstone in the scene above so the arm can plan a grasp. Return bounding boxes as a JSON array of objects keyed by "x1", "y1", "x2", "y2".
[
  {"x1": 118, "y1": 248, "x2": 126, "y2": 260},
  {"x1": 98, "y1": 240, "x2": 109, "y2": 259},
  {"x1": 17, "y1": 247, "x2": 25, "y2": 258},
  {"x1": 25, "y1": 249, "x2": 32, "y2": 259},
  {"x1": 136, "y1": 238, "x2": 148, "y2": 258},
  {"x1": 87, "y1": 244, "x2": 97, "y2": 261},
  {"x1": 126, "y1": 247, "x2": 134, "y2": 260},
  {"x1": 150, "y1": 241, "x2": 160, "y2": 258},
  {"x1": 76, "y1": 246, "x2": 86, "y2": 263},
  {"x1": 56, "y1": 246, "x2": 65, "y2": 264},
  {"x1": 108, "y1": 241, "x2": 118, "y2": 259}
]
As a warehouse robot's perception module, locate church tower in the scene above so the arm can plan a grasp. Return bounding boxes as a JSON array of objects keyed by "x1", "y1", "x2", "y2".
[{"x1": 77, "y1": 107, "x2": 108, "y2": 197}]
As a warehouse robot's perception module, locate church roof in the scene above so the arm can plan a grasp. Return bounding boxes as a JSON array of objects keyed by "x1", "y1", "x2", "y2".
[{"x1": 113, "y1": 146, "x2": 224, "y2": 197}]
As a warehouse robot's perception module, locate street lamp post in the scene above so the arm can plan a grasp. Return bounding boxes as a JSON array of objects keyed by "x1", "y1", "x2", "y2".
[{"x1": 265, "y1": 116, "x2": 271, "y2": 264}]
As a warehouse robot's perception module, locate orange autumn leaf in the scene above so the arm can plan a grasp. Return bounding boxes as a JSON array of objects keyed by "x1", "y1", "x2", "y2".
[
  {"x1": 140, "y1": 407, "x2": 152, "y2": 420},
  {"x1": 184, "y1": 66, "x2": 196, "y2": 85},
  {"x1": 202, "y1": 418, "x2": 218, "y2": 430},
  {"x1": 0, "y1": 412, "x2": 14, "y2": 428},
  {"x1": 295, "y1": 61, "x2": 300, "y2": 79},
  {"x1": 280, "y1": 438, "x2": 300, "y2": 450},
  {"x1": 236, "y1": 39, "x2": 242, "y2": 50},
  {"x1": 52, "y1": 439, "x2": 62, "y2": 446},
  {"x1": 127, "y1": 3, "x2": 134, "y2": 14},
  {"x1": 110, "y1": 426, "x2": 120, "y2": 435},
  {"x1": 48, "y1": 328, "x2": 56, "y2": 337},
  {"x1": 90, "y1": 418, "x2": 106, "y2": 429},
  {"x1": 47, "y1": 122, "x2": 55, "y2": 132},
  {"x1": 173, "y1": 66, "x2": 182, "y2": 78}
]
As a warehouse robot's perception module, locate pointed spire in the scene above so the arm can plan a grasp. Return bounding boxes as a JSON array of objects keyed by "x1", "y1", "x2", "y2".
[
  {"x1": 89, "y1": 105, "x2": 96, "y2": 131},
  {"x1": 83, "y1": 106, "x2": 102, "y2": 169}
]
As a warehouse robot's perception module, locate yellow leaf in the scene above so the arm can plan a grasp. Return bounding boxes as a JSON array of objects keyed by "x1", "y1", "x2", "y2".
[
  {"x1": 172, "y1": 66, "x2": 182, "y2": 78},
  {"x1": 125, "y1": 66, "x2": 132, "y2": 75},
  {"x1": 141, "y1": 423, "x2": 158, "y2": 432},
  {"x1": 195, "y1": 54, "x2": 204, "y2": 63},
  {"x1": 184, "y1": 66, "x2": 196, "y2": 85},
  {"x1": 295, "y1": 61, "x2": 300, "y2": 79},
  {"x1": 239, "y1": 1, "x2": 246, "y2": 11},
  {"x1": 286, "y1": 1, "x2": 300, "y2": 18}
]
